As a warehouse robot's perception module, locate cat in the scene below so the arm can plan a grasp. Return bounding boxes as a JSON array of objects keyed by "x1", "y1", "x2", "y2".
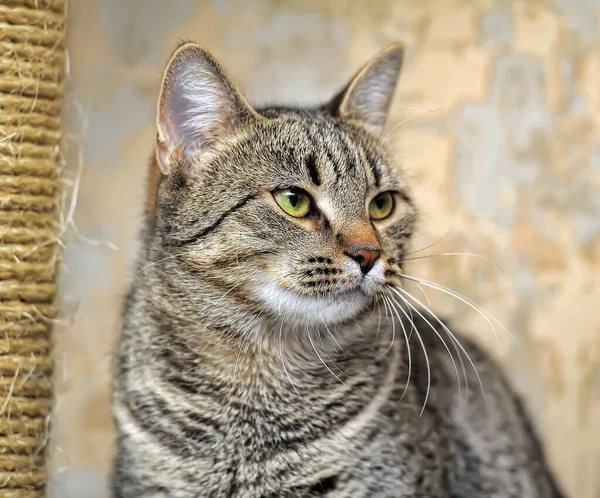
[{"x1": 111, "y1": 42, "x2": 565, "y2": 497}]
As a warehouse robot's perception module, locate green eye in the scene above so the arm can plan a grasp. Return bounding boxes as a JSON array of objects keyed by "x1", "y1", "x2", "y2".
[
  {"x1": 273, "y1": 188, "x2": 312, "y2": 218},
  {"x1": 369, "y1": 192, "x2": 394, "y2": 220}
]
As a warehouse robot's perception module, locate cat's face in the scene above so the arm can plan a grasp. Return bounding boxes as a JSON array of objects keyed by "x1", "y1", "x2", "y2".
[{"x1": 151, "y1": 43, "x2": 414, "y2": 328}]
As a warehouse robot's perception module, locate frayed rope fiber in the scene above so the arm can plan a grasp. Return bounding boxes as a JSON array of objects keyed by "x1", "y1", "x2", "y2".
[{"x1": 0, "y1": 0, "x2": 66, "y2": 496}]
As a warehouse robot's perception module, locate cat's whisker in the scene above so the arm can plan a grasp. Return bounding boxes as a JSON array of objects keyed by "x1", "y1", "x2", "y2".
[
  {"x1": 383, "y1": 294, "x2": 390, "y2": 321},
  {"x1": 279, "y1": 314, "x2": 302, "y2": 398},
  {"x1": 385, "y1": 291, "x2": 430, "y2": 416},
  {"x1": 137, "y1": 251, "x2": 191, "y2": 273},
  {"x1": 386, "y1": 287, "x2": 462, "y2": 399},
  {"x1": 398, "y1": 290, "x2": 479, "y2": 400},
  {"x1": 317, "y1": 325, "x2": 352, "y2": 380},
  {"x1": 404, "y1": 281, "x2": 469, "y2": 394},
  {"x1": 232, "y1": 332, "x2": 250, "y2": 389},
  {"x1": 379, "y1": 295, "x2": 396, "y2": 357},
  {"x1": 402, "y1": 252, "x2": 488, "y2": 263},
  {"x1": 399, "y1": 252, "x2": 506, "y2": 275},
  {"x1": 382, "y1": 294, "x2": 412, "y2": 401},
  {"x1": 399, "y1": 274, "x2": 515, "y2": 344},
  {"x1": 375, "y1": 297, "x2": 383, "y2": 338},
  {"x1": 324, "y1": 322, "x2": 345, "y2": 358},
  {"x1": 241, "y1": 304, "x2": 268, "y2": 338},
  {"x1": 381, "y1": 105, "x2": 444, "y2": 144},
  {"x1": 391, "y1": 285, "x2": 486, "y2": 401},
  {"x1": 306, "y1": 325, "x2": 345, "y2": 385},
  {"x1": 369, "y1": 295, "x2": 378, "y2": 318},
  {"x1": 413, "y1": 282, "x2": 431, "y2": 306},
  {"x1": 200, "y1": 283, "x2": 243, "y2": 321},
  {"x1": 395, "y1": 290, "x2": 416, "y2": 341},
  {"x1": 405, "y1": 221, "x2": 456, "y2": 257}
]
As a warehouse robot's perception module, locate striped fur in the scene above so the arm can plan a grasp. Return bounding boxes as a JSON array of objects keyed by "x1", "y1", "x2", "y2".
[{"x1": 112, "y1": 43, "x2": 564, "y2": 497}]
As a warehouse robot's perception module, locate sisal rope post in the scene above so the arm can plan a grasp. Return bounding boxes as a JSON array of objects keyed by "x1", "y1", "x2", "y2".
[{"x1": 0, "y1": 0, "x2": 66, "y2": 496}]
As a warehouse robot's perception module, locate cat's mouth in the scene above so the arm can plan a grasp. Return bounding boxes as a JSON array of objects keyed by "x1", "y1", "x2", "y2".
[
  {"x1": 254, "y1": 280, "x2": 369, "y2": 325},
  {"x1": 253, "y1": 260, "x2": 385, "y2": 326}
]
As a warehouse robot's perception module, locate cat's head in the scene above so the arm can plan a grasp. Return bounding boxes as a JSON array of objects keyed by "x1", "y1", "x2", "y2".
[{"x1": 148, "y1": 43, "x2": 415, "y2": 329}]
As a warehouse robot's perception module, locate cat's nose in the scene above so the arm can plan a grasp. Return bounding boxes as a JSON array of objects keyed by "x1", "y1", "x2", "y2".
[{"x1": 345, "y1": 246, "x2": 381, "y2": 275}]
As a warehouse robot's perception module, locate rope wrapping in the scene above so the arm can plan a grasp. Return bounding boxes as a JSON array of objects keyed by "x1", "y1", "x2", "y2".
[{"x1": 0, "y1": 0, "x2": 66, "y2": 496}]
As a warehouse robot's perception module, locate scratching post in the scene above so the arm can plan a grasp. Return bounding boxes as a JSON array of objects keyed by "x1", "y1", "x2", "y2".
[{"x1": 0, "y1": 0, "x2": 66, "y2": 496}]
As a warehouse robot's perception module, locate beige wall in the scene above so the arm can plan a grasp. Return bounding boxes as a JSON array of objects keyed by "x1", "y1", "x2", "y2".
[{"x1": 50, "y1": 1, "x2": 600, "y2": 497}]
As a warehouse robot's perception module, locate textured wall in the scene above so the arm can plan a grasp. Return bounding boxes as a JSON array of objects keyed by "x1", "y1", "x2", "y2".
[{"x1": 49, "y1": 1, "x2": 600, "y2": 497}]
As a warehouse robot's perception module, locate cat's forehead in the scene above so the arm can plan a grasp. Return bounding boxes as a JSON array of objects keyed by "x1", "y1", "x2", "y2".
[{"x1": 250, "y1": 110, "x2": 400, "y2": 193}]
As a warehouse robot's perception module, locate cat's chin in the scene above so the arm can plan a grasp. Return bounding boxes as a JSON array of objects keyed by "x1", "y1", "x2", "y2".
[{"x1": 253, "y1": 280, "x2": 371, "y2": 326}]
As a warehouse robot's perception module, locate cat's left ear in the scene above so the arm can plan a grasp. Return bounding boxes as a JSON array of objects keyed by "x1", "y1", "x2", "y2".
[
  {"x1": 328, "y1": 43, "x2": 404, "y2": 135},
  {"x1": 156, "y1": 43, "x2": 259, "y2": 174}
]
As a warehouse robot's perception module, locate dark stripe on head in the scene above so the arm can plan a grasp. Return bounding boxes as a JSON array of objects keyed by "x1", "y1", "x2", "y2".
[
  {"x1": 307, "y1": 121, "x2": 342, "y2": 180},
  {"x1": 173, "y1": 193, "x2": 257, "y2": 246},
  {"x1": 323, "y1": 146, "x2": 341, "y2": 180},
  {"x1": 305, "y1": 154, "x2": 321, "y2": 186},
  {"x1": 332, "y1": 125, "x2": 358, "y2": 176},
  {"x1": 363, "y1": 147, "x2": 382, "y2": 187}
]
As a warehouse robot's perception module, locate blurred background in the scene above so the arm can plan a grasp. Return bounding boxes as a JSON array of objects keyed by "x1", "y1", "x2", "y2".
[{"x1": 48, "y1": 1, "x2": 600, "y2": 497}]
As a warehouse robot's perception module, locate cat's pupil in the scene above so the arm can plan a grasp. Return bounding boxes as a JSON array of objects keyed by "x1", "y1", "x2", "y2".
[
  {"x1": 289, "y1": 193, "x2": 299, "y2": 207},
  {"x1": 376, "y1": 196, "x2": 385, "y2": 209}
]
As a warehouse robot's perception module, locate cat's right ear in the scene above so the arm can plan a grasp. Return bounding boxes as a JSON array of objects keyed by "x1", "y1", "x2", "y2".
[{"x1": 156, "y1": 43, "x2": 258, "y2": 175}]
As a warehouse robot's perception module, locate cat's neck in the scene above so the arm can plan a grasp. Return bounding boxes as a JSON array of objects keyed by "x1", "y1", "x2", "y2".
[{"x1": 134, "y1": 281, "x2": 397, "y2": 394}]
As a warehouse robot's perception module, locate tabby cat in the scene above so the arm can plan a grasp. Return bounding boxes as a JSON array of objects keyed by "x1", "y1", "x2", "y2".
[{"x1": 112, "y1": 42, "x2": 565, "y2": 497}]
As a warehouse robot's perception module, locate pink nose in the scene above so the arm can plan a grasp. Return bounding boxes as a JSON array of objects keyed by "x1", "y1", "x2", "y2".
[{"x1": 345, "y1": 246, "x2": 381, "y2": 275}]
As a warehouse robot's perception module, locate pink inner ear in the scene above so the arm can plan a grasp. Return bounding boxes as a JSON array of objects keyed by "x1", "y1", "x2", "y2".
[
  {"x1": 160, "y1": 60, "x2": 239, "y2": 162},
  {"x1": 156, "y1": 44, "x2": 258, "y2": 170}
]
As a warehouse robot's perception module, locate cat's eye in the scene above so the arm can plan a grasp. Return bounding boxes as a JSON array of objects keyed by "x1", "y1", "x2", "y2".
[
  {"x1": 368, "y1": 191, "x2": 394, "y2": 220},
  {"x1": 273, "y1": 188, "x2": 312, "y2": 218}
]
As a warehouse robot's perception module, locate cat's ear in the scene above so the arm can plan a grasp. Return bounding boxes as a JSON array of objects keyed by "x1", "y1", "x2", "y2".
[
  {"x1": 328, "y1": 43, "x2": 404, "y2": 135},
  {"x1": 156, "y1": 43, "x2": 257, "y2": 174}
]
